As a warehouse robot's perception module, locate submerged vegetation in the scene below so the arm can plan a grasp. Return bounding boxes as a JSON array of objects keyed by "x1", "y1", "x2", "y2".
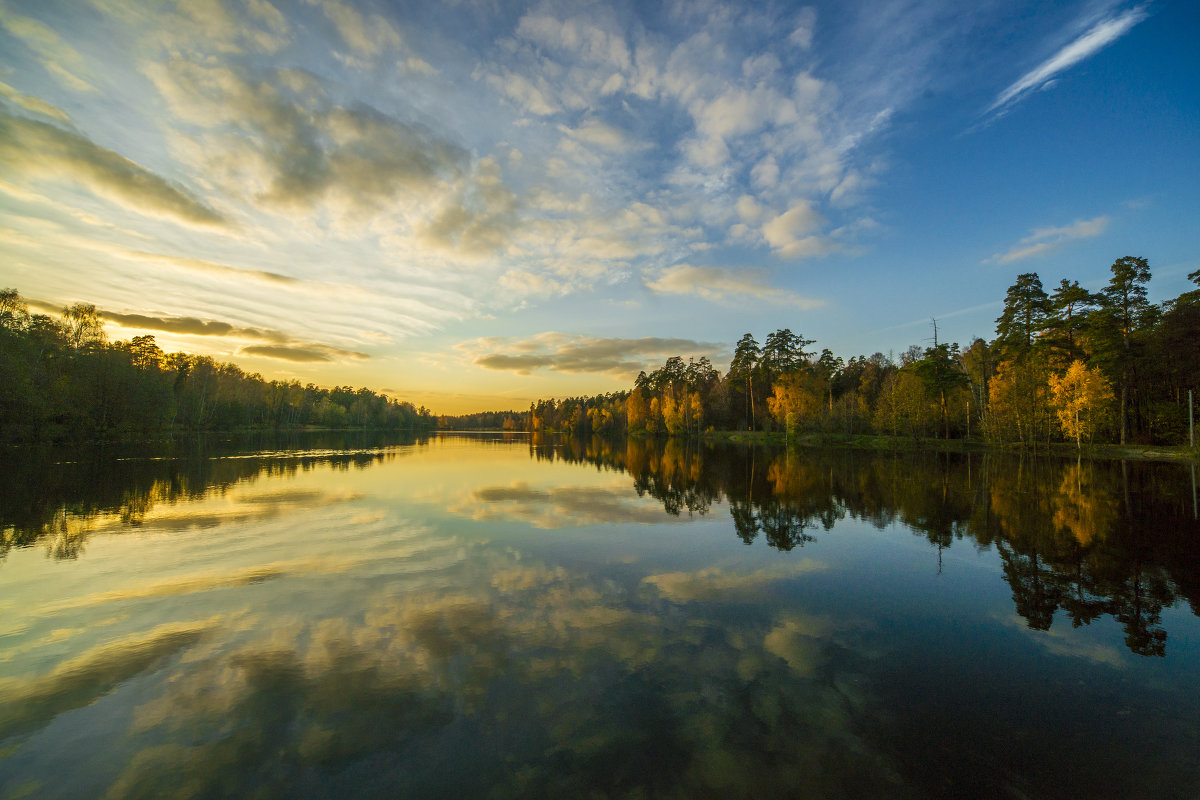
[
  {"x1": 519, "y1": 257, "x2": 1200, "y2": 450},
  {"x1": 0, "y1": 289, "x2": 434, "y2": 442}
]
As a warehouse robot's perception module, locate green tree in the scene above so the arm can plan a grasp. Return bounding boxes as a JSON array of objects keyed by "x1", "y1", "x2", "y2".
[
  {"x1": 994, "y1": 273, "x2": 1051, "y2": 361},
  {"x1": 728, "y1": 333, "x2": 761, "y2": 430},
  {"x1": 1044, "y1": 279, "x2": 1096, "y2": 369},
  {"x1": 814, "y1": 348, "x2": 843, "y2": 415},
  {"x1": 1092, "y1": 256, "x2": 1151, "y2": 444},
  {"x1": 60, "y1": 303, "x2": 106, "y2": 352},
  {"x1": 762, "y1": 329, "x2": 814, "y2": 377},
  {"x1": 1154, "y1": 268, "x2": 1200, "y2": 406},
  {"x1": 912, "y1": 343, "x2": 968, "y2": 439},
  {"x1": 960, "y1": 338, "x2": 994, "y2": 438}
]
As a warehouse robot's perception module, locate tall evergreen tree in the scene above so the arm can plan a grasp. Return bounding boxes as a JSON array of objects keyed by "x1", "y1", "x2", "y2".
[
  {"x1": 912, "y1": 343, "x2": 968, "y2": 439},
  {"x1": 761, "y1": 328, "x2": 815, "y2": 377},
  {"x1": 994, "y1": 273, "x2": 1051, "y2": 361},
  {"x1": 1092, "y1": 256, "x2": 1151, "y2": 444},
  {"x1": 1044, "y1": 279, "x2": 1096, "y2": 368},
  {"x1": 728, "y1": 333, "x2": 761, "y2": 430}
]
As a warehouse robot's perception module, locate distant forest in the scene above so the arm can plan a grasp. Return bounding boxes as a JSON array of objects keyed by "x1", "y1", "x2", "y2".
[
  {"x1": 4, "y1": 256, "x2": 1198, "y2": 447},
  {"x1": 504, "y1": 257, "x2": 1200, "y2": 448},
  {"x1": 0, "y1": 289, "x2": 434, "y2": 442}
]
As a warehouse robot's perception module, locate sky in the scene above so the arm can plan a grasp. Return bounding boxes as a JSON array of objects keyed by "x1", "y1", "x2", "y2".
[{"x1": 1, "y1": 0, "x2": 1197, "y2": 413}]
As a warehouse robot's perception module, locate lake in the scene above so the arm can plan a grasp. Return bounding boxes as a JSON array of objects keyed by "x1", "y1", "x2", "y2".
[{"x1": 2, "y1": 432, "x2": 1198, "y2": 798}]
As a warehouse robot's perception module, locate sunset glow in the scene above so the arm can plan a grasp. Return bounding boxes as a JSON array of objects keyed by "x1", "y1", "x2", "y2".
[{"x1": 2, "y1": 0, "x2": 1197, "y2": 413}]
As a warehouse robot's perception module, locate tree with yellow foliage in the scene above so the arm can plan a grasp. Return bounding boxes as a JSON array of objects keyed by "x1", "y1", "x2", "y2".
[
  {"x1": 1049, "y1": 360, "x2": 1113, "y2": 449},
  {"x1": 988, "y1": 358, "x2": 1051, "y2": 445},
  {"x1": 768, "y1": 372, "x2": 823, "y2": 436}
]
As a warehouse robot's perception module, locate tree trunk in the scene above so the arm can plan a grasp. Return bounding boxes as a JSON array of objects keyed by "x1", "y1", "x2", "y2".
[
  {"x1": 1120, "y1": 382, "x2": 1128, "y2": 445},
  {"x1": 748, "y1": 375, "x2": 755, "y2": 431}
]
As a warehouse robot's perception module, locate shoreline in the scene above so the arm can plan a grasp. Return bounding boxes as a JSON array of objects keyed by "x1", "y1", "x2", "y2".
[{"x1": 700, "y1": 429, "x2": 1199, "y2": 463}]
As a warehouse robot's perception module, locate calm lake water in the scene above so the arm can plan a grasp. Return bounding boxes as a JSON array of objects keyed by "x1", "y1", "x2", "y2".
[{"x1": 2, "y1": 432, "x2": 1198, "y2": 798}]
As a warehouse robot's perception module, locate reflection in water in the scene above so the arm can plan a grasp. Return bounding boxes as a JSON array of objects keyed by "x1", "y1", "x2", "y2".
[
  {"x1": 2, "y1": 433, "x2": 1199, "y2": 798},
  {"x1": 100, "y1": 564, "x2": 900, "y2": 799},
  {"x1": 524, "y1": 435, "x2": 1200, "y2": 657},
  {"x1": 5, "y1": 433, "x2": 1199, "y2": 657},
  {"x1": 0, "y1": 431, "x2": 428, "y2": 560}
]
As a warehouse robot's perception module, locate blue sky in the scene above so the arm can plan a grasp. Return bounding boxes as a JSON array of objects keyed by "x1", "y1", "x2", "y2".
[{"x1": 1, "y1": 0, "x2": 1196, "y2": 412}]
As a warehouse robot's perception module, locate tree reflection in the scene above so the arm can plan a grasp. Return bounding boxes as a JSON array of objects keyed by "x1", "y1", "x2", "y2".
[
  {"x1": 0, "y1": 431, "x2": 427, "y2": 560},
  {"x1": 5, "y1": 432, "x2": 1197, "y2": 657},
  {"x1": 550, "y1": 436, "x2": 1199, "y2": 656}
]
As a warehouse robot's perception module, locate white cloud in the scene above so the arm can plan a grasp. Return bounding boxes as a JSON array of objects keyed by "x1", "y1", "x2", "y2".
[
  {"x1": 0, "y1": 81, "x2": 71, "y2": 122},
  {"x1": 762, "y1": 201, "x2": 833, "y2": 259},
  {"x1": 646, "y1": 265, "x2": 824, "y2": 309},
  {"x1": 736, "y1": 195, "x2": 764, "y2": 223},
  {"x1": 0, "y1": 112, "x2": 228, "y2": 229},
  {"x1": 515, "y1": 14, "x2": 631, "y2": 71},
  {"x1": 988, "y1": 215, "x2": 1110, "y2": 264},
  {"x1": 788, "y1": 7, "x2": 817, "y2": 50},
  {"x1": 310, "y1": 0, "x2": 402, "y2": 59},
  {"x1": 558, "y1": 119, "x2": 635, "y2": 152},
  {"x1": 464, "y1": 332, "x2": 723, "y2": 377},
  {"x1": 482, "y1": 69, "x2": 560, "y2": 116},
  {"x1": 989, "y1": 6, "x2": 1149, "y2": 115},
  {"x1": 0, "y1": 5, "x2": 97, "y2": 91}
]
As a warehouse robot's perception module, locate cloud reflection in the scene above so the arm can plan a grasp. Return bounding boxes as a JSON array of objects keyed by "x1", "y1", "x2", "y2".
[
  {"x1": 457, "y1": 480, "x2": 690, "y2": 528},
  {"x1": 0, "y1": 618, "x2": 221, "y2": 741},
  {"x1": 15, "y1": 545, "x2": 905, "y2": 798}
]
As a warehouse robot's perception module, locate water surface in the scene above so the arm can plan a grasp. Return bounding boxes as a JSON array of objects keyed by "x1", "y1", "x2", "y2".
[{"x1": 2, "y1": 433, "x2": 1198, "y2": 798}]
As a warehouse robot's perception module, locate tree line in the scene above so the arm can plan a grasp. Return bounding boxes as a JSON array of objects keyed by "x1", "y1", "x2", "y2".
[
  {"x1": 0, "y1": 290, "x2": 434, "y2": 442},
  {"x1": 522, "y1": 257, "x2": 1200, "y2": 448}
]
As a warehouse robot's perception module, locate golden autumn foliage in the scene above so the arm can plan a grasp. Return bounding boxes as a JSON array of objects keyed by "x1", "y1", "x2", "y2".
[
  {"x1": 1051, "y1": 462, "x2": 1115, "y2": 546},
  {"x1": 767, "y1": 373, "x2": 823, "y2": 435},
  {"x1": 987, "y1": 359, "x2": 1052, "y2": 445},
  {"x1": 1049, "y1": 360, "x2": 1114, "y2": 448}
]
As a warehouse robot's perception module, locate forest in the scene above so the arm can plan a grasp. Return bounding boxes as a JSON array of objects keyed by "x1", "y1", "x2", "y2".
[
  {"x1": 0, "y1": 289, "x2": 434, "y2": 442},
  {"x1": 4, "y1": 255, "x2": 1198, "y2": 447},
  {"x1": 518, "y1": 257, "x2": 1200, "y2": 448}
]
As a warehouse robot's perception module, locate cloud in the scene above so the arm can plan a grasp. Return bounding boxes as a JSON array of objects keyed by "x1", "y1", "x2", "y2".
[
  {"x1": 559, "y1": 119, "x2": 637, "y2": 152},
  {"x1": 515, "y1": 14, "x2": 631, "y2": 71},
  {"x1": 94, "y1": 308, "x2": 369, "y2": 362},
  {"x1": 762, "y1": 201, "x2": 834, "y2": 259},
  {"x1": 415, "y1": 158, "x2": 520, "y2": 258},
  {"x1": 456, "y1": 482, "x2": 684, "y2": 528},
  {"x1": 498, "y1": 270, "x2": 566, "y2": 297},
  {"x1": 118, "y1": 250, "x2": 298, "y2": 287},
  {"x1": 465, "y1": 332, "x2": 723, "y2": 377},
  {"x1": 0, "y1": 5, "x2": 96, "y2": 92},
  {"x1": 238, "y1": 344, "x2": 368, "y2": 362},
  {"x1": 309, "y1": 0, "x2": 403, "y2": 59},
  {"x1": 145, "y1": 59, "x2": 473, "y2": 221},
  {"x1": 102, "y1": 310, "x2": 267, "y2": 338},
  {"x1": 0, "y1": 81, "x2": 71, "y2": 122},
  {"x1": 480, "y1": 68, "x2": 561, "y2": 116},
  {"x1": 646, "y1": 265, "x2": 824, "y2": 309},
  {"x1": 471, "y1": 353, "x2": 554, "y2": 375},
  {"x1": 987, "y1": 215, "x2": 1110, "y2": 263},
  {"x1": 0, "y1": 112, "x2": 228, "y2": 228},
  {"x1": 0, "y1": 619, "x2": 219, "y2": 740},
  {"x1": 989, "y1": 6, "x2": 1149, "y2": 115},
  {"x1": 644, "y1": 561, "x2": 827, "y2": 603}
]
